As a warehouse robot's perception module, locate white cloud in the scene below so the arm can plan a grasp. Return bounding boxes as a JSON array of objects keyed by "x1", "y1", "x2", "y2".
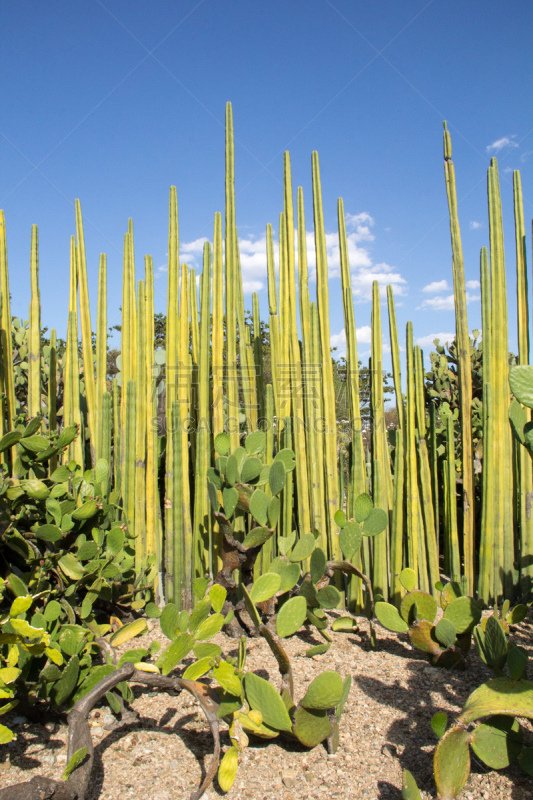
[
  {"x1": 486, "y1": 135, "x2": 518, "y2": 153},
  {"x1": 416, "y1": 292, "x2": 480, "y2": 311},
  {"x1": 177, "y1": 210, "x2": 408, "y2": 300},
  {"x1": 466, "y1": 280, "x2": 480, "y2": 290},
  {"x1": 469, "y1": 221, "x2": 483, "y2": 230},
  {"x1": 415, "y1": 332, "x2": 456, "y2": 349},
  {"x1": 521, "y1": 150, "x2": 532, "y2": 163},
  {"x1": 422, "y1": 279, "x2": 449, "y2": 294}
]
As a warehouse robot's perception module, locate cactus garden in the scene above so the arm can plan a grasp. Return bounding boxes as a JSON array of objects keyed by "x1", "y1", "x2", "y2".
[{"x1": 0, "y1": 102, "x2": 532, "y2": 800}]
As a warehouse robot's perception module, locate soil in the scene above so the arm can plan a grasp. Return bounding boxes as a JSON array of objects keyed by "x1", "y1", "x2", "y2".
[{"x1": 1, "y1": 613, "x2": 532, "y2": 800}]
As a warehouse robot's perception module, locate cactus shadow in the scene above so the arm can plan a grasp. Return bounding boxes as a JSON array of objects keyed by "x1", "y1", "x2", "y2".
[{"x1": 376, "y1": 780, "x2": 403, "y2": 798}]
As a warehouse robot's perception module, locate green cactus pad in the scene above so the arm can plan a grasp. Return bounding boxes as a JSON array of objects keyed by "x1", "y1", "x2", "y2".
[
  {"x1": 305, "y1": 643, "x2": 331, "y2": 657},
  {"x1": 375, "y1": 602, "x2": 409, "y2": 633},
  {"x1": 317, "y1": 585, "x2": 341, "y2": 609},
  {"x1": 267, "y1": 496, "x2": 280, "y2": 528},
  {"x1": 222, "y1": 486, "x2": 239, "y2": 518},
  {"x1": 310, "y1": 548, "x2": 327, "y2": 584},
  {"x1": 195, "y1": 613, "x2": 224, "y2": 641},
  {"x1": 207, "y1": 481, "x2": 220, "y2": 512},
  {"x1": 249, "y1": 572, "x2": 282, "y2": 603},
  {"x1": 440, "y1": 581, "x2": 462, "y2": 610},
  {"x1": 306, "y1": 608, "x2": 328, "y2": 630},
  {"x1": 471, "y1": 715, "x2": 523, "y2": 769},
  {"x1": 409, "y1": 619, "x2": 441, "y2": 655},
  {"x1": 214, "y1": 432, "x2": 230, "y2": 456},
  {"x1": 459, "y1": 678, "x2": 533, "y2": 725},
  {"x1": 189, "y1": 598, "x2": 212, "y2": 634},
  {"x1": 401, "y1": 769, "x2": 422, "y2": 800},
  {"x1": 155, "y1": 633, "x2": 195, "y2": 675},
  {"x1": 400, "y1": 591, "x2": 437, "y2": 625},
  {"x1": 299, "y1": 579, "x2": 319, "y2": 608},
  {"x1": 301, "y1": 670, "x2": 343, "y2": 710},
  {"x1": 519, "y1": 746, "x2": 533, "y2": 777},
  {"x1": 218, "y1": 745, "x2": 239, "y2": 792},
  {"x1": 51, "y1": 655, "x2": 80, "y2": 707},
  {"x1": 334, "y1": 509, "x2": 346, "y2": 528},
  {"x1": 509, "y1": 364, "x2": 533, "y2": 408},
  {"x1": 182, "y1": 656, "x2": 212, "y2": 680},
  {"x1": 268, "y1": 557, "x2": 300, "y2": 594},
  {"x1": 244, "y1": 430, "x2": 266, "y2": 455},
  {"x1": 292, "y1": 706, "x2": 332, "y2": 747},
  {"x1": 482, "y1": 614, "x2": 508, "y2": 672},
  {"x1": 433, "y1": 725, "x2": 472, "y2": 800},
  {"x1": 193, "y1": 642, "x2": 221, "y2": 659},
  {"x1": 399, "y1": 567, "x2": 416, "y2": 593},
  {"x1": 507, "y1": 603, "x2": 527, "y2": 625},
  {"x1": 443, "y1": 596, "x2": 482, "y2": 634},
  {"x1": 432, "y1": 647, "x2": 465, "y2": 670},
  {"x1": 331, "y1": 616, "x2": 358, "y2": 633},
  {"x1": 362, "y1": 507, "x2": 389, "y2": 537},
  {"x1": 288, "y1": 532, "x2": 316, "y2": 562},
  {"x1": 335, "y1": 674, "x2": 351, "y2": 720},
  {"x1": 213, "y1": 660, "x2": 243, "y2": 697},
  {"x1": 209, "y1": 584, "x2": 227, "y2": 613},
  {"x1": 339, "y1": 520, "x2": 362, "y2": 560},
  {"x1": 353, "y1": 492, "x2": 373, "y2": 522},
  {"x1": 268, "y1": 460, "x2": 286, "y2": 496},
  {"x1": 274, "y1": 533, "x2": 295, "y2": 560},
  {"x1": 434, "y1": 618, "x2": 457, "y2": 649},
  {"x1": 276, "y1": 596, "x2": 307, "y2": 638},
  {"x1": 509, "y1": 398, "x2": 527, "y2": 444},
  {"x1": 244, "y1": 673, "x2": 292, "y2": 731},
  {"x1": 507, "y1": 644, "x2": 528, "y2": 681},
  {"x1": 241, "y1": 456, "x2": 262, "y2": 483},
  {"x1": 242, "y1": 527, "x2": 273, "y2": 549},
  {"x1": 225, "y1": 454, "x2": 239, "y2": 486},
  {"x1": 273, "y1": 448, "x2": 296, "y2": 472},
  {"x1": 216, "y1": 690, "x2": 243, "y2": 719},
  {"x1": 192, "y1": 576, "x2": 209, "y2": 600},
  {"x1": 431, "y1": 712, "x2": 448, "y2": 739},
  {"x1": 249, "y1": 489, "x2": 270, "y2": 526},
  {"x1": 159, "y1": 603, "x2": 182, "y2": 639}
]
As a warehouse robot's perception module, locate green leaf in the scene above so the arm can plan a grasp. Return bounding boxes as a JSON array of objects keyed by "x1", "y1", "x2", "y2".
[
  {"x1": 278, "y1": 530, "x2": 296, "y2": 555},
  {"x1": 9, "y1": 595, "x2": 32, "y2": 616},
  {"x1": 244, "y1": 430, "x2": 266, "y2": 455},
  {"x1": 317, "y1": 585, "x2": 341, "y2": 609},
  {"x1": 249, "y1": 573, "x2": 281, "y2": 603},
  {"x1": 22, "y1": 417, "x2": 42, "y2": 437},
  {"x1": 431, "y1": 711, "x2": 448, "y2": 739},
  {"x1": 267, "y1": 557, "x2": 300, "y2": 594},
  {"x1": 276, "y1": 596, "x2": 307, "y2": 638},
  {"x1": 192, "y1": 577, "x2": 209, "y2": 601},
  {"x1": 35, "y1": 524, "x2": 63, "y2": 543},
  {"x1": 273, "y1": 448, "x2": 296, "y2": 472},
  {"x1": 362, "y1": 507, "x2": 389, "y2": 536},
  {"x1": 0, "y1": 430, "x2": 22, "y2": 453},
  {"x1": 225, "y1": 454, "x2": 239, "y2": 485},
  {"x1": 288, "y1": 532, "x2": 316, "y2": 562},
  {"x1": 51, "y1": 656, "x2": 80, "y2": 707},
  {"x1": 433, "y1": 726, "x2": 471, "y2": 800},
  {"x1": 155, "y1": 633, "x2": 195, "y2": 675},
  {"x1": 213, "y1": 660, "x2": 242, "y2": 696},
  {"x1": 375, "y1": 602, "x2": 409, "y2": 633},
  {"x1": 310, "y1": 548, "x2": 327, "y2": 584},
  {"x1": 193, "y1": 642, "x2": 221, "y2": 659},
  {"x1": 160, "y1": 603, "x2": 183, "y2": 639},
  {"x1": 334, "y1": 510, "x2": 346, "y2": 528},
  {"x1": 214, "y1": 432, "x2": 230, "y2": 456},
  {"x1": 301, "y1": 671, "x2": 343, "y2": 710},
  {"x1": 107, "y1": 527, "x2": 125, "y2": 555},
  {"x1": 244, "y1": 673, "x2": 292, "y2": 731},
  {"x1": 268, "y1": 460, "x2": 286, "y2": 496},
  {"x1": 19, "y1": 434, "x2": 49, "y2": 453},
  {"x1": 72, "y1": 500, "x2": 98, "y2": 520},
  {"x1": 471, "y1": 716, "x2": 523, "y2": 769},
  {"x1": 509, "y1": 398, "x2": 527, "y2": 444},
  {"x1": 434, "y1": 618, "x2": 457, "y2": 649},
  {"x1": 58, "y1": 554, "x2": 85, "y2": 581},
  {"x1": 189, "y1": 598, "x2": 211, "y2": 634},
  {"x1": 249, "y1": 489, "x2": 270, "y2": 527},
  {"x1": 182, "y1": 656, "x2": 213, "y2": 681},
  {"x1": 209, "y1": 584, "x2": 227, "y2": 614},
  {"x1": 353, "y1": 492, "x2": 373, "y2": 522},
  {"x1": 339, "y1": 520, "x2": 362, "y2": 560},
  {"x1": 145, "y1": 602, "x2": 161, "y2": 619},
  {"x1": 241, "y1": 456, "x2": 262, "y2": 484},
  {"x1": 70, "y1": 665, "x2": 115, "y2": 706},
  {"x1": 43, "y1": 600, "x2": 62, "y2": 622},
  {"x1": 267, "y1": 496, "x2": 280, "y2": 528},
  {"x1": 0, "y1": 724, "x2": 14, "y2": 745},
  {"x1": 195, "y1": 613, "x2": 224, "y2": 641},
  {"x1": 399, "y1": 567, "x2": 416, "y2": 593},
  {"x1": 62, "y1": 746, "x2": 88, "y2": 781},
  {"x1": 222, "y1": 486, "x2": 238, "y2": 518},
  {"x1": 401, "y1": 769, "x2": 422, "y2": 800},
  {"x1": 242, "y1": 527, "x2": 272, "y2": 549},
  {"x1": 293, "y1": 706, "x2": 332, "y2": 746},
  {"x1": 509, "y1": 364, "x2": 533, "y2": 409}
]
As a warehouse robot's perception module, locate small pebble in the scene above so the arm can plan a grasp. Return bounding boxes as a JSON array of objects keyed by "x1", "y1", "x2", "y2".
[
  {"x1": 281, "y1": 767, "x2": 296, "y2": 788},
  {"x1": 12, "y1": 716, "x2": 27, "y2": 726},
  {"x1": 92, "y1": 726, "x2": 104, "y2": 737}
]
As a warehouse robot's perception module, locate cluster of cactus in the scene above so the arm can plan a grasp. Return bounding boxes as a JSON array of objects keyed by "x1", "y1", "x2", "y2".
[
  {"x1": 403, "y1": 604, "x2": 532, "y2": 800},
  {"x1": 375, "y1": 573, "x2": 483, "y2": 669},
  {"x1": 132, "y1": 578, "x2": 350, "y2": 795}
]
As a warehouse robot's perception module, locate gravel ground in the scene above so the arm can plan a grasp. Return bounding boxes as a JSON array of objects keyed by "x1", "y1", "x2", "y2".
[{"x1": 1, "y1": 613, "x2": 532, "y2": 800}]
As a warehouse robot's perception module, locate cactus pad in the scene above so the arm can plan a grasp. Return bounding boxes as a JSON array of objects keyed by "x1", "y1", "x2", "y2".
[
  {"x1": 310, "y1": 547, "x2": 327, "y2": 583},
  {"x1": 305, "y1": 643, "x2": 331, "y2": 657},
  {"x1": 332, "y1": 616, "x2": 358, "y2": 632},
  {"x1": 431, "y1": 712, "x2": 448, "y2": 739},
  {"x1": 507, "y1": 603, "x2": 527, "y2": 625},
  {"x1": 268, "y1": 496, "x2": 280, "y2": 528},
  {"x1": 440, "y1": 581, "x2": 462, "y2": 610},
  {"x1": 470, "y1": 715, "x2": 523, "y2": 769},
  {"x1": 218, "y1": 745, "x2": 239, "y2": 791},
  {"x1": 289, "y1": 532, "x2": 316, "y2": 562},
  {"x1": 278, "y1": 530, "x2": 296, "y2": 555},
  {"x1": 317, "y1": 585, "x2": 341, "y2": 609},
  {"x1": 400, "y1": 591, "x2": 437, "y2": 625},
  {"x1": 242, "y1": 527, "x2": 273, "y2": 548},
  {"x1": 276, "y1": 596, "x2": 307, "y2": 638},
  {"x1": 409, "y1": 619, "x2": 441, "y2": 655},
  {"x1": 299, "y1": 579, "x2": 319, "y2": 608},
  {"x1": 375, "y1": 601, "x2": 409, "y2": 633},
  {"x1": 458, "y1": 677, "x2": 533, "y2": 725},
  {"x1": 244, "y1": 673, "x2": 293, "y2": 731},
  {"x1": 268, "y1": 459, "x2": 286, "y2": 496},
  {"x1": 209, "y1": 584, "x2": 227, "y2": 613},
  {"x1": 292, "y1": 706, "x2": 332, "y2": 747},
  {"x1": 249, "y1": 489, "x2": 270, "y2": 526},
  {"x1": 433, "y1": 725, "x2": 472, "y2": 800},
  {"x1": 268, "y1": 557, "x2": 300, "y2": 594},
  {"x1": 222, "y1": 486, "x2": 239, "y2": 518},
  {"x1": 215, "y1": 432, "x2": 230, "y2": 456},
  {"x1": 334, "y1": 509, "x2": 346, "y2": 528},
  {"x1": 339, "y1": 520, "x2": 362, "y2": 560},
  {"x1": 362, "y1": 507, "x2": 389, "y2": 537},
  {"x1": 301, "y1": 670, "x2": 344, "y2": 710},
  {"x1": 435, "y1": 618, "x2": 457, "y2": 649},
  {"x1": 401, "y1": 769, "x2": 422, "y2": 800},
  {"x1": 354, "y1": 492, "x2": 373, "y2": 522},
  {"x1": 241, "y1": 456, "x2": 262, "y2": 483},
  {"x1": 244, "y1": 430, "x2": 266, "y2": 455},
  {"x1": 399, "y1": 567, "x2": 416, "y2": 592},
  {"x1": 509, "y1": 364, "x2": 533, "y2": 408},
  {"x1": 249, "y1": 572, "x2": 282, "y2": 603},
  {"x1": 443, "y1": 596, "x2": 481, "y2": 634}
]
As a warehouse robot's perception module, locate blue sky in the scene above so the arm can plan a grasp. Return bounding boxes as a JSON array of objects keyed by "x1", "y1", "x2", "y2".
[{"x1": 2, "y1": 0, "x2": 532, "y2": 372}]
